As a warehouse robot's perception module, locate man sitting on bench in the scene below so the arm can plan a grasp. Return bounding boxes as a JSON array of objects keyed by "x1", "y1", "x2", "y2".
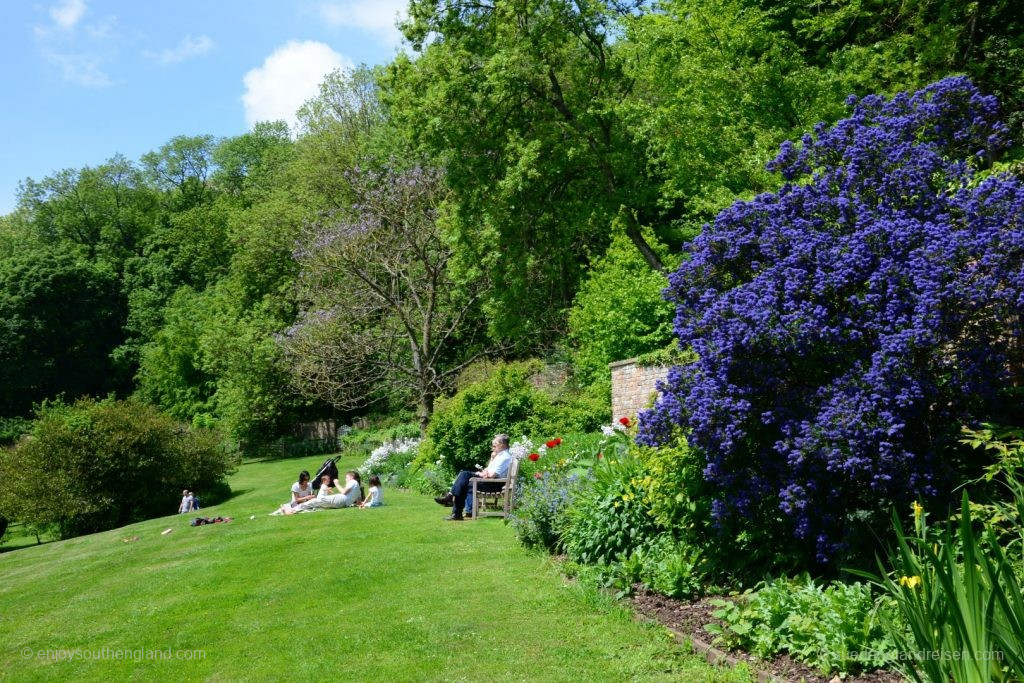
[{"x1": 435, "y1": 433, "x2": 512, "y2": 521}]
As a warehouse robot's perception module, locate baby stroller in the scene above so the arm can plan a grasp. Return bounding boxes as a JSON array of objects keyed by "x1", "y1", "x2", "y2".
[{"x1": 311, "y1": 457, "x2": 339, "y2": 492}]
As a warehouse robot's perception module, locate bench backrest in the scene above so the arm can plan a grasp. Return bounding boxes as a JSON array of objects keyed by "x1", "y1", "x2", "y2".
[{"x1": 506, "y1": 456, "x2": 520, "y2": 485}]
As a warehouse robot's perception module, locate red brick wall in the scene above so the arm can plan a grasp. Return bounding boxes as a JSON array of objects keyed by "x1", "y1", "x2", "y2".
[{"x1": 609, "y1": 358, "x2": 669, "y2": 422}]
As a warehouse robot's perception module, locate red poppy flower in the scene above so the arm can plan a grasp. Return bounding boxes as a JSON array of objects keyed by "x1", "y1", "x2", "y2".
[
  {"x1": 528, "y1": 453, "x2": 540, "y2": 461},
  {"x1": 554, "y1": 438, "x2": 562, "y2": 446},
  {"x1": 533, "y1": 472, "x2": 543, "y2": 480},
  {"x1": 619, "y1": 417, "x2": 632, "y2": 427},
  {"x1": 545, "y1": 440, "x2": 557, "y2": 448}
]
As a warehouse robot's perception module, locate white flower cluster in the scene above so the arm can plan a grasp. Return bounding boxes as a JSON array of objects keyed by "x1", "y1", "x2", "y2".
[
  {"x1": 362, "y1": 437, "x2": 421, "y2": 473},
  {"x1": 509, "y1": 436, "x2": 546, "y2": 460},
  {"x1": 601, "y1": 422, "x2": 628, "y2": 437}
]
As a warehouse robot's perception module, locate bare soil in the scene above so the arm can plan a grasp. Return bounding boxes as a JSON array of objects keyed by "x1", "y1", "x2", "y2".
[{"x1": 628, "y1": 588, "x2": 905, "y2": 683}]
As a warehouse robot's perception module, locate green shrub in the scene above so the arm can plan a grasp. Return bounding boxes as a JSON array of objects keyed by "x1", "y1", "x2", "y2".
[
  {"x1": 588, "y1": 533, "x2": 705, "y2": 600},
  {"x1": 0, "y1": 398, "x2": 238, "y2": 538},
  {"x1": 0, "y1": 416, "x2": 31, "y2": 446},
  {"x1": 637, "y1": 432, "x2": 808, "y2": 585},
  {"x1": 548, "y1": 380, "x2": 610, "y2": 433},
  {"x1": 634, "y1": 534, "x2": 704, "y2": 600},
  {"x1": 706, "y1": 576, "x2": 900, "y2": 675},
  {"x1": 418, "y1": 357, "x2": 613, "y2": 478},
  {"x1": 562, "y1": 448, "x2": 663, "y2": 566},
  {"x1": 419, "y1": 361, "x2": 557, "y2": 473}
]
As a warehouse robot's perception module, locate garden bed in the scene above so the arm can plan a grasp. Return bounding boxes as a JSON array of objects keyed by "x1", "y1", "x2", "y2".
[{"x1": 629, "y1": 588, "x2": 904, "y2": 683}]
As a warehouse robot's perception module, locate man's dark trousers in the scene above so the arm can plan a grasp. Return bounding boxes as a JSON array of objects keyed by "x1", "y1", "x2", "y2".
[{"x1": 450, "y1": 470, "x2": 503, "y2": 517}]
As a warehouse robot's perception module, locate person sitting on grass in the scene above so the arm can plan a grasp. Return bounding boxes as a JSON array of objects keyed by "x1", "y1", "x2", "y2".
[
  {"x1": 316, "y1": 474, "x2": 333, "y2": 499},
  {"x1": 435, "y1": 433, "x2": 512, "y2": 521},
  {"x1": 269, "y1": 470, "x2": 316, "y2": 515},
  {"x1": 290, "y1": 470, "x2": 315, "y2": 506},
  {"x1": 283, "y1": 471, "x2": 363, "y2": 514},
  {"x1": 360, "y1": 475, "x2": 383, "y2": 508}
]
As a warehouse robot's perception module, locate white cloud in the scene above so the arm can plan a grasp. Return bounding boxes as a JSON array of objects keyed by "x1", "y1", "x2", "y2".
[
  {"x1": 34, "y1": 0, "x2": 119, "y2": 87},
  {"x1": 319, "y1": 0, "x2": 407, "y2": 48},
  {"x1": 44, "y1": 51, "x2": 111, "y2": 87},
  {"x1": 49, "y1": 0, "x2": 87, "y2": 31},
  {"x1": 147, "y1": 34, "x2": 215, "y2": 65},
  {"x1": 242, "y1": 41, "x2": 353, "y2": 129}
]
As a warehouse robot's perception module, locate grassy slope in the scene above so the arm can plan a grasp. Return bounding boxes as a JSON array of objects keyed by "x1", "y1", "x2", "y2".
[{"x1": 0, "y1": 454, "x2": 750, "y2": 682}]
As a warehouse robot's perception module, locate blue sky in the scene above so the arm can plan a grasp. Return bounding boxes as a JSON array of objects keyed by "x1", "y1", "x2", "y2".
[{"x1": 0, "y1": 0, "x2": 408, "y2": 214}]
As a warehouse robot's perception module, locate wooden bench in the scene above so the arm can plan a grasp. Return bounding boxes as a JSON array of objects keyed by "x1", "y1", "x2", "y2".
[{"x1": 469, "y1": 457, "x2": 520, "y2": 519}]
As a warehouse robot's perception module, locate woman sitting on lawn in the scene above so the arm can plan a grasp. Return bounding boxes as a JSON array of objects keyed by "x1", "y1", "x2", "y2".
[
  {"x1": 269, "y1": 470, "x2": 315, "y2": 515},
  {"x1": 283, "y1": 471, "x2": 363, "y2": 514}
]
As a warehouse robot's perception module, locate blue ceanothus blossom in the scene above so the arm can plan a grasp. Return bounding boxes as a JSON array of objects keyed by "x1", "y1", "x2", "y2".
[{"x1": 638, "y1": 77, "x2": 1024, "y2": 562}]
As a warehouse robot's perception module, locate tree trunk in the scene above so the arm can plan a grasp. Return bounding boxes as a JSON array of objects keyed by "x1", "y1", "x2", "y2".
[
  {"x1": 623, "y1": 212, "x2": 666, "y2": 273},
  {"x1": 417, "y1": 390, "x2": 435, "y2": 437}
]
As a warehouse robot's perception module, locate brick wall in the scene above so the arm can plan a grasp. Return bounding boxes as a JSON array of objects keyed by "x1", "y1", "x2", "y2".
[{"x1": 609, "y1": 358, "x2": 669, "y2": 422}]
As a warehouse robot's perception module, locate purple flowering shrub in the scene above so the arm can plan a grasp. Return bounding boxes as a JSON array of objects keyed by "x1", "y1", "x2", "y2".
[{"x1": 638, "y1": 77, "x2": 1024, "y2": 567}]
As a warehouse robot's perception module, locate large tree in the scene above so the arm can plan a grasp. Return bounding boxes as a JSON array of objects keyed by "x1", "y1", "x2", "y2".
[
  {"x1": 16, "y1": 155, "x2": 158, "y2": 264},
  {"x1": 282, "y1": 165, "x2": 490, "y2": 434},
  {"x1": 0, "y1": 248, "x2": 127, "y2": 415},
  {"x1": 389, "y1": 0, "x2": 667, "y2": 342}
]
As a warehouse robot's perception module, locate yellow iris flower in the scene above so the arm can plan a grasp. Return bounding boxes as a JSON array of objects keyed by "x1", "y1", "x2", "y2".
[{"x1": 899, "y1": 575, "x2": 922, "y2": 589}]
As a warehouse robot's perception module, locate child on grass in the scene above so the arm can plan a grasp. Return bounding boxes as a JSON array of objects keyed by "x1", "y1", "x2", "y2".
[
  {"x1": 316, "y1": 474, "x2": 333, "y2": 499},
  {"x1": 360, "y1": 475, "x2": 383, "y2": 508}
]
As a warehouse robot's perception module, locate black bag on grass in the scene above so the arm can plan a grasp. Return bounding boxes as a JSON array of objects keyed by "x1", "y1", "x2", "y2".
[{"x1": 311, "y1": 458, "x2": 339, "y2": 491}]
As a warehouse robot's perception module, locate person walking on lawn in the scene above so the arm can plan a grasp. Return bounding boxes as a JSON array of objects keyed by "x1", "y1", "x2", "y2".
[{"x1": 435, "y1": 434, "x2": 512, "y2": 521}]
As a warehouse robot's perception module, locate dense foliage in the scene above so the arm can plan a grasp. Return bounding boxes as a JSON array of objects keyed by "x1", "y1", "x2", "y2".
[
  {"x1": 568, "y1": 229, "x2": 677, "y2": 384},
  {"x1": 418, "y1": 361, "x2": 608, "y2": 474},
  {"x1": 640, "y1": 77, "x2": 1024, "y2": 566},
  {"x1": 419, "y1": 361, "x2": 556, "y2": 473},
  {"x1": 563, "y1": 450, "x2": 663, "y2": 566},
  {"x1": 0, "y1": 398, "x2": 236, "y2": 538},
  {"x1": 6, "y1": 1, "x2": 1024, "y2": 453},
  {"x1": 708, "y1": 577, "x2": 900, "y2": 675},
  {"x1": 0, "y1": 248, "x2": 127, "y2": 415}
]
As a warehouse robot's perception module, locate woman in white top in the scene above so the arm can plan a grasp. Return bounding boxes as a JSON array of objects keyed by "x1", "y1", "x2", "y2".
[
  {"x1": 360, "y1": 475, "x2": 383, "y2": 508},
  {"x1": 285, "y1": 471, "x2": 363, "y2": 513},
  {"x1": 270, "y1": 470, "x2": 315, "y2": 515}
]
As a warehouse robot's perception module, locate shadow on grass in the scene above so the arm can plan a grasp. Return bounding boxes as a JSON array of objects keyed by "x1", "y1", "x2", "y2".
[
  {"x1": 0, "y1": 538, "x2": 55, "y2": 554},
  {"x1": 218, "y1": 487, "x2": 253, "y2": 503},
  {"x1": 241, "y1": 450, "x2": 341, "y2": 465}
]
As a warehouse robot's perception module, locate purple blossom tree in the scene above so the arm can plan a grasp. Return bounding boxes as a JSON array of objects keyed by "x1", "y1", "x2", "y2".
[
  {"x1": 282, "y1": 165, "x2": 491, "y2": 434},
  {"x1": 638, "y1": 77, "x2": 1024, "y2": 565}
]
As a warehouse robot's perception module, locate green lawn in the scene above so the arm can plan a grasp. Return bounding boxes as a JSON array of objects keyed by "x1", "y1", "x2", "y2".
[{"x1": 0, "y1": 454, "x2": 751, "y2": 682}]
